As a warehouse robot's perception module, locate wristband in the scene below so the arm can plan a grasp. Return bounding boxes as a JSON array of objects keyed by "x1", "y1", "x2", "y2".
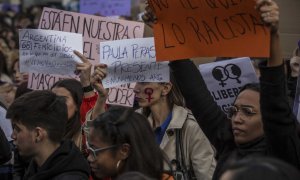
[{"x1": 82, "y1": 84, "x2": 94, "y2": 93}]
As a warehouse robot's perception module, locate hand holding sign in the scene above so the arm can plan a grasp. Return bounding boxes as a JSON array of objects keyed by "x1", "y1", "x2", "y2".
[
  {"x1": 142, "y1": 4, "x2": 157, "y2": 28},
  {"x1": 92, "y1": 64, "x2": 108, "y2": 98},
  {"x1": 74, "y1": 50, "x2": 92, "y2": 87},
  {"x1": 256, "y1": 0, "x2": 279, "y2": 33},
  {"x1": 256, "y1": 0, "x2": 281, "y2": 67}
]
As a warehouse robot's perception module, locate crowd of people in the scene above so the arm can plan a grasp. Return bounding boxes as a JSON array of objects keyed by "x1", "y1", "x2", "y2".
[{"x1": 1, "y1": 0, "x2": 300, "y2": 180}]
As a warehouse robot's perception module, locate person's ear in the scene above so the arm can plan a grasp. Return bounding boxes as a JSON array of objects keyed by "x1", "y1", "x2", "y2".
[
  {"x1": 34, "y1": 127, "x2": 47, "y2": 143},
  {"x1": 118, "y1": 143, "x2": 130, "y2": 160},
  {"x1": 161, "y1": 82, "x2": 172, "y2": 96}
]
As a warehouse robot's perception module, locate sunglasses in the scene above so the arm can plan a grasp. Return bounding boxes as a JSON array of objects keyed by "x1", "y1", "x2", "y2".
[
  {"x1": 228, "y1": 105, "x2": 257, "y2": 118},
  {"x1": 86, "y1": 143, "x2": 119, "y2": 160}
]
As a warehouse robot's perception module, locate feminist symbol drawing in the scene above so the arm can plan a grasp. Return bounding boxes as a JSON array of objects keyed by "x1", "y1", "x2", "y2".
[
  {"x1": 144, "y1": 88, "x2": 154, "y2": 103},
  {"x1": 212, "y1": 64, "x2": 242, "y2": 87}
]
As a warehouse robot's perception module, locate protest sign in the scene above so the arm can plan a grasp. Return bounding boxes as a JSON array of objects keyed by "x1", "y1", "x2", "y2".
[
  {"x1": 199, "y1": 57, "x2": 258, "y2": 114},
  {"x1": 80, "y1": 0, "x2": 131, "y2": 16},
  {"x1": 100, "y1": 37, "x2": 170, "y2": 88},
  {"x1": 149, "y1": 0, "x2": 270, "y2": 61},
  {"x1": 39, "y1": 7, "x2": 144, "y2": 62},
  {"x1": 28, "y1": 71, "x2": 135, "y2": 107},
  {"x1": 106, "y1": 83, "x2": 136, "y2": 107},
  {"x1": 27, "y1": 72, "x2": 79, "y2": 90},
  {"x1": 19, "y1": 29, "x2": 83, "y2": 75}
]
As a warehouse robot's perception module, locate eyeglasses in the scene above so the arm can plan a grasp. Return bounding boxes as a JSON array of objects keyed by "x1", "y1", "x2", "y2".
[
  {"x1": 86, "y1": 143, "x2": 119, "y2": 160},
  {"x1": 228, "y1": 105, "x2": 257, "y2": 118}
]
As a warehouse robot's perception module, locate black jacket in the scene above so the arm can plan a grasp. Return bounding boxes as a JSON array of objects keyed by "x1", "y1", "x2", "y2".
[
  {"x1": 169, "y1": 60, "x2": 300, "y2": 179},
  {"x1": 0, "y1": 127, "x2": 11, "y2": 164},
  {"x1": 23, "y1": 140, "x2": 90, "y2": 180}
]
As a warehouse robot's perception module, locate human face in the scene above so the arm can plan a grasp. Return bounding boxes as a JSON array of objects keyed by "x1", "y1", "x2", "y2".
[
  {"x1": 52, "y1": 87, "x2": 77, "y2": 119},
  {"x1": 133, "y1": 82, "x2": 169, "y2": 107},
  {"x1": 11, "y1": 122, "x2": 36, "y2": 157},
  {"x1": 4, "y1": 87, "x2": 16, "y2": 106},
  {"x1": 87, "y1": 127, "x2": 120, "y2": 179},
  {"x1": 0, "y1": 83, "x2": 16, "y2": 106},
  {"x1": 13, "y1": 61, "x2": 28, "y2": 86},
  {"x1": 230, "y1": 89, "x2": 263, "y2": 145}
]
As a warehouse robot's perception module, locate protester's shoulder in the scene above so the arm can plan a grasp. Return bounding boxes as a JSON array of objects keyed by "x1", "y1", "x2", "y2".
[
  {"x1": 182, "y1": 108, "x2": 204, "y2": 132},
  {"x1": 184, "y1": 108, "x2": 198, "y2": 125},
  {"x1": 0, "y1": 101, "x2": 7, "y2": 111},
  {"x1": 52, "y1": 171, "x2": 89, "y2": 180}
]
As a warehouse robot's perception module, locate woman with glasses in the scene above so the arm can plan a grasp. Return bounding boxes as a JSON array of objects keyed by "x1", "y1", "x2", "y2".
[
  {"x1": 142, "y1": 0, "x2": 300, "y2": 180},
  {"x1": 85, "y1": 106, "x2": 170, "y2": 180}
]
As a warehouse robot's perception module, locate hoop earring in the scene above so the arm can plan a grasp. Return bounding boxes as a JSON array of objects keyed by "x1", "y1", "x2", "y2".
[{"x1": 116, "y1": 160, "x2": 121, "y2": 172}]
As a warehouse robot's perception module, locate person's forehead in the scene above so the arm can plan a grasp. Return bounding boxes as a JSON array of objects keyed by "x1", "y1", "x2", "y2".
[
  {"x1": 12, "y1": 121, "x2": 26, "y2": 129},
  {"x1": 235, "y1": 90, "x2": 260, "y2": 106},
  {"x1": 52, "y1": 87, "x2": 71, "y2": 96},
  {"x1": 88, "y1": 127, "x2": 109, "y2": 148}
]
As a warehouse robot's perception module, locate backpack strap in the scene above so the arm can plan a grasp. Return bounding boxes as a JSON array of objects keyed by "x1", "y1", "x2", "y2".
[{"x1": 175, "y1": 129, "x2": 188, "y2": 175}]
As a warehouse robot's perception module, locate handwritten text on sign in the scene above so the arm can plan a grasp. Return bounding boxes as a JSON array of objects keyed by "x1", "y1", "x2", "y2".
[
  {"x1": 80, "y1": 0, "x2": 131, "y2": 16},
  {"x1": 28, "y1": 71, "x2": 135, "y2": 107},
  {"x1": 149, "y1": 0, "x2": 270, "y2": 60},
  {"x1": 27, "y1": 72, "x2": 79, "y2": 90},
  {"x1": 100, "y1": 37, "x2": 170, "y2": 88},
  {"x1": 19, "y1": 29, "x2": 83, "y2": 75},
  {"x1": 39, "y1": 7, "x2": 144, "y2": 62},
  {"x1": 106, "y1": 83, "x2": 135, "y2": 107},
  {"x1": 199, "y1": 57, "x2": 258, "y2": 115}
]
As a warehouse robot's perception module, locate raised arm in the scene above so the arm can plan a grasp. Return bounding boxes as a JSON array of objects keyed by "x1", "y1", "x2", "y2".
[
  {"x1": 257, "y1": 0, "x2": 300, "y2": 169},
  {"x1": 90, "y1": 64, "x2": 108, "y2": 120},
  {"x1": 169, "y1": 60, "x2": 230, "y2": 150},
  {"x1": 74, "y1": 51, "x2": 99, "y2": 124}
]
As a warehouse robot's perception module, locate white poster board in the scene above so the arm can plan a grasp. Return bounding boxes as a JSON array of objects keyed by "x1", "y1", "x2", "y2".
[
  {"x1": 199, "y1": 57, "x2": 258, "y2": 114},
  {"x1": 100, "y1": 37, "x2": 170, "y2": 88},
  {"x1": 19, "y1": 29, "x2": 83, "y2": 75}
]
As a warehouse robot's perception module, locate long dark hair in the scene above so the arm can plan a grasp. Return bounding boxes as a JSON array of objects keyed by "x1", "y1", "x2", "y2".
[
  {"x1": 51, "y1": 79, "x2": 83, "y2": 140},
  {"x1": 221, "y1": 156, "x2": 300, "y2": 180},
  {"x1": 238, "y1": 83, "x2": 260, "y2": 95},
  {"x1": 91, "y1": 106, "x2": 164, "y2": 179}
]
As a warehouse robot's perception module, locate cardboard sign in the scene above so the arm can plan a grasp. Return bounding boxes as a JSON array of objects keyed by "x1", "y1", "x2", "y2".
[
  {"x1": 199, "y1": 57, "x2": 258, "y2": 114},
  {"x1": 38, "y1": 7, "x2": 144, "y2": 62},
  {"x1": 100, "y1": 37, "x2": 170, "y2": 88},
  {"x1": 27, "y1": 72, "x2": 79, "y2": 90},
  {"x1": 80, "y1": 0, "x2": 131, "y2": 16},
  {"x1": 149, "y1": 0, "x2": 270, "y2": 61},
  {"x1": 106, "y1": 83, "x2": 136, "y2": 107},
  {"x1": 27, "y1": 70, "x2": 135, "y2": 107},
  {"x1": 19, "y1": 29, "x2": 83, "y2": 75}
]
